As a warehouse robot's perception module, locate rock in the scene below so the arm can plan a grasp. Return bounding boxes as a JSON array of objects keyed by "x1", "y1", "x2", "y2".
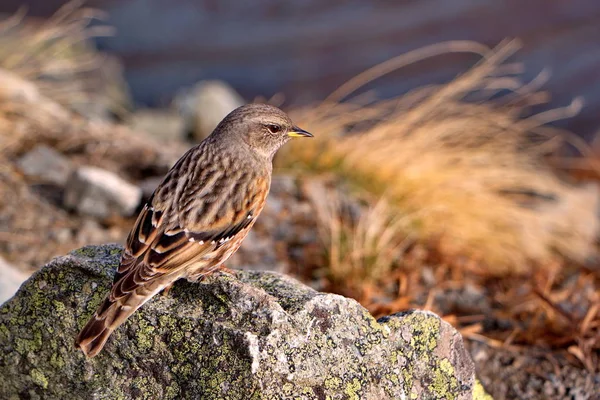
[
  {"x1": 174, "y1": 80, "x2": 245, "y2": 142},
  {"x1": 127, "y1": 108, "x2": 186, "y2": 142},
  {"x1": 0, "y1": 244, "x2": 484, "y2": 400},
  {"x1": 63, "y1": 167, "x2": 142, "y2": 219},
  {"x1": 0, "y1": 256, "x2": 30, "y2": 305},
  {"x1": 17, "y1": 145, "x2": 73, "y2": 186}
]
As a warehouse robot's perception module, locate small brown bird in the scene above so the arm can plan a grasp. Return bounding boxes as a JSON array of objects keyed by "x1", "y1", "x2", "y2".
[{"x1": 75, "y1": 103, "x2": 312, "y2": 357}]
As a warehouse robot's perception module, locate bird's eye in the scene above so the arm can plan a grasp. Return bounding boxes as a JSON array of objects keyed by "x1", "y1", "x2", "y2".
[{"x1": 266, "y1": 124, "x2": 282, "y2": 134}]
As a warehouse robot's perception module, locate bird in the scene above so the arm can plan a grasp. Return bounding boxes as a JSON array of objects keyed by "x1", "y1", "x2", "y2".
[{"x1": 75, "y1": 103, "x2": 312, "y2": 358}]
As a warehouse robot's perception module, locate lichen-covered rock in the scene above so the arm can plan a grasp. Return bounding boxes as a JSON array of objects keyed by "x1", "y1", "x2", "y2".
[{"x1": 0, "y1": 244, "x2": 482, "y2": 399}]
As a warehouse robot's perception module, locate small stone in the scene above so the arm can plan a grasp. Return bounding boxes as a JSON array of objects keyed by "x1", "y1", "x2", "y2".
[
  {"x1": 174, "y1": 80, "x2": 245, "y2": 142},
  {"x1": 17, "y1": 145, "x2": 73, "y2": 186},
  {"x1": 50, "y1": 228, "x2": 73, "y2": 244},
  {"x1": 127, "y1": 108, "x2": 186, "y2": 142},
  {"x1": 63, "y1": 166, "x2": 142, "y2": 218},
  {"x1": 77, "y1": 219, "x2": 106, "y2": 244}
]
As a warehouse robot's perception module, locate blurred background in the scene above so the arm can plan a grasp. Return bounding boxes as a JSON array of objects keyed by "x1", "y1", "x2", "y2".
[{"x1": 0, "y1": 1, "x2": 599, "y2": 398}]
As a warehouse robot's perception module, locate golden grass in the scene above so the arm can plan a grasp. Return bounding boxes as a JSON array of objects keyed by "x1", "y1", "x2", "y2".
[
  {"x1": 0, "y1": 1, "x2": 116, "y2": 113},
  {"x1": 281, "y1": 40, "x2": 599, "y2": 274}
]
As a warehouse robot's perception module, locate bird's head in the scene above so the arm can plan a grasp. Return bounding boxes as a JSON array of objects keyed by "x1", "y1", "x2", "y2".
[{"x1": 212, "y1": 103, "x2": 312, "y2": 159}]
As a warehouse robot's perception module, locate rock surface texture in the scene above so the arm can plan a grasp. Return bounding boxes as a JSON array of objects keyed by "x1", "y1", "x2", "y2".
[{"x1": 0, "y1": 245, "x2": 482, "y2": 399}]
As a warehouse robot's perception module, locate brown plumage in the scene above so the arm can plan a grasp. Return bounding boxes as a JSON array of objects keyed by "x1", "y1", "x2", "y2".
[{"x1": 75, "y1": 103, "x2": 312, "y2": 357}]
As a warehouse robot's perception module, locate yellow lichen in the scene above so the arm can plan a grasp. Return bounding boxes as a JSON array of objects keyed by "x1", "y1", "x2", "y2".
[
  {"x1": 30, "y1": 368, "x2": 48, "y2": 389},
  {"x1": 473, "y1": 380, "x2": 494, "y2": 400},
  {"x1": 344, "y1": 378, "x2": 363, "y2": 400}
]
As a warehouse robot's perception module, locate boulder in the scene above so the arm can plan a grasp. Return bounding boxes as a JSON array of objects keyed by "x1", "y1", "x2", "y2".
[
  {"x1": 63, "y1": 166, "x2": 142, "y2": 219},
  {"x1": 0, "y1": 244, "x2": 485, "y2": 399}
]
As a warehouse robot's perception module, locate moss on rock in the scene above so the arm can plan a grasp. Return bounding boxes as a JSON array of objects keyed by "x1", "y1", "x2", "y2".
[{"x1": 0, "y1": 244, "x2": 481, "y2": 399}]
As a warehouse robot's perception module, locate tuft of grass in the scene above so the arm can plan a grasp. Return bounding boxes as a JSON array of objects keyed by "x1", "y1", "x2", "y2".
[
  {"x1": 304, "y1": 180, "x2": 414, "y2": 295},
  {"x1": 281, "y1": 40, "x2": 599, "y2": 274},
  {"x1": 0, "y1": 1, "x2": 118, "y2": 115}
]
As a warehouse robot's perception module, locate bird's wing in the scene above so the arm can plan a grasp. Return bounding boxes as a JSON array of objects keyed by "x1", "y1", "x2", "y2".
[{"x1": 107, "y1": 167, "x2": 270, "y2": 304}]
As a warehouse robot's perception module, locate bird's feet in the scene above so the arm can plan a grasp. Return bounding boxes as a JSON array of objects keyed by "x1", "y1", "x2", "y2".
[
  {"x1": 218, "y1": 266, "x2": 238, "y2": 277},
  {"x1": 186, "y1": 266, "x2": 237, "y2": 283},
  {"x1": 161, "y1": 282, "x2": 174, "y2": 297}
]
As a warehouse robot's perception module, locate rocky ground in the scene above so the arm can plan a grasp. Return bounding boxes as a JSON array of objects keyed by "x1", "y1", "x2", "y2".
[{"x1": 0, "y1": 9, "x2": 598, "y2": 396}]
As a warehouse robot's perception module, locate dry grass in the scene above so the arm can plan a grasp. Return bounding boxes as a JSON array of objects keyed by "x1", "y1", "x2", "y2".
[
  {"x1": 0, "y1": 1, "x2": 120, "y2": 114},
  {"x1": 282, "y1": 39, "x2": 599, "y2": 274},
  {"x1": 304, "y1": 180, "x2": 414, "y2": 296},
  {"x1": 281, "y1": 39, "x2": 600, "y2": 375}
]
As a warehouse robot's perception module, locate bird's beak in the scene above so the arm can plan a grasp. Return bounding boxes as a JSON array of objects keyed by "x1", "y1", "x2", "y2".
[{"x1": 287, "y1": 126, "x2": 313, "y2": 138}]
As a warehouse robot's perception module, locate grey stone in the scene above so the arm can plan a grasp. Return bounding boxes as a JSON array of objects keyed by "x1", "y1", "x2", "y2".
[
  {"x1": 63, "y1": 166, "x2": 142, "y2": 218},
  {"x1": 127, "y1": 108, "x2": 186, "y2": 142},
  {"x1": 174, "y1": 80, "x2": 245, "y2": 142},
  {"x1": 0, "y1": 256, "x2": 30, "y2": 305},
  {"x1": 17, "y1": 145, "x2": 73, "y2": 186},
  {"x1": 0, "y1": 244, "x2": 482, "y2": 400}
]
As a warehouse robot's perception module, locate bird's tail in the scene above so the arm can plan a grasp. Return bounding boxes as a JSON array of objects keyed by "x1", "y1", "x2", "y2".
[{"x1": 75, "y1": 279, "x2": 171, "y2": 357}]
